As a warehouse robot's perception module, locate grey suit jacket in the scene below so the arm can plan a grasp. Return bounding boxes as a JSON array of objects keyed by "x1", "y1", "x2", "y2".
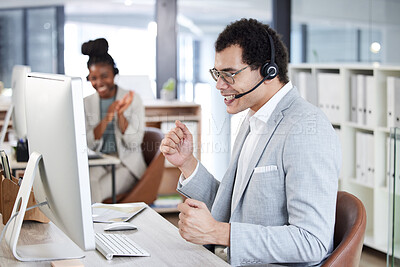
[
  {"x1": 84, "y1": 87, "x2": 146, "y2": 179},
  {"x1": 177, "y1": 87, "x2": 341, "y2": 266}
]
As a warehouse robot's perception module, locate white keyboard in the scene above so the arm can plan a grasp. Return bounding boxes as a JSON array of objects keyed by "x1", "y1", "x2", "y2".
[{"x1": 95, "y1": 233, "x2": 150, "y2": 260}]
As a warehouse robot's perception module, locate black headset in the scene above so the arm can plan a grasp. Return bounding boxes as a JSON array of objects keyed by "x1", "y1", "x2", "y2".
[
  {"x1": 260, "y1": 29, "x2": 278, "y2": 79},
  {"x1": 234, "y1": 28, "x2": 278, "y2": 99}
]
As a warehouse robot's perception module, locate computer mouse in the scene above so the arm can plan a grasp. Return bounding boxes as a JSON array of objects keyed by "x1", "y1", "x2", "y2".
[{"x1": 104, "y1": 222, "x2": 138, "y2": 231}]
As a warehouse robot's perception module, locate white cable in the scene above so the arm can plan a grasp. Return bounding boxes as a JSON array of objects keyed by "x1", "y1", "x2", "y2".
[{"x1": 0, "y1": 201, "x2": 48, "y2": 243}]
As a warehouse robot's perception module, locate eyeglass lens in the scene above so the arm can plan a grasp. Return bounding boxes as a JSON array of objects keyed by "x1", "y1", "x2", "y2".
[{"x1": 210, "y1": 69, "x2": 235, "y2": 84}]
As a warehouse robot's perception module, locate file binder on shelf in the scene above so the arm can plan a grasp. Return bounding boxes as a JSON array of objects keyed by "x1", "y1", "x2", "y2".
[
  {"x1": 289, "y1": 64, "x2": 400, "y2": 254},
  {"x1": 387, "y1": 76, "x2": 400, "y2": 128}
]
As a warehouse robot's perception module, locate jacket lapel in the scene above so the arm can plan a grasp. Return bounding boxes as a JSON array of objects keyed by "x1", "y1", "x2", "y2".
[
  {"x1": 230, "y1": 118, "x2": 251, "y2": 171},
  {"x1": 230, "y1": 88, "x2": 300, "y2": 214},
  {"x1": 211, "y1": 117, "x2": 250, "y2": 222}
]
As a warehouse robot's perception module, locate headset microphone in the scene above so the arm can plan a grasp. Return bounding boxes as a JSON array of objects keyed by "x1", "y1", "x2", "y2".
[
  {"x1": 234, "y1": 74, "x2": 270, "y2": 99},
  {"x1": 234, "y1": 28, "x2": 278, "y2": 100}
]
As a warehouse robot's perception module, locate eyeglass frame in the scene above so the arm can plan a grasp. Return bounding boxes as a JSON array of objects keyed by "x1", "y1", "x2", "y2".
[{"x1": 209, "y1": 65, "x2": 250, "y2": 85}]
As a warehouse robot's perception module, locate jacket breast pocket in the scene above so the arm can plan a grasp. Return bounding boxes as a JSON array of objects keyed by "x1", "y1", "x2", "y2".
[
  {"x1": 242, "y1": 166, "x2": 285, "y2": 224},
  {"x1": 247, "y1": 166, "x2": 283, "y2": 198},
  {"x1": 253, "y1": 165, "x2": 278, "y2": 174}
]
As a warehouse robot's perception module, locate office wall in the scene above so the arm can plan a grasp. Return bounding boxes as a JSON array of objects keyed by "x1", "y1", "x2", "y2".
[
  {"x1": 291, "y1": 0, "x2": 400, "y2": 64},
  {"x1": 0, "y1": 10, "x2": 24, "y2": 87},
  {"x1": 0, "y1": 6, "x2": 63, "y2": 88}
]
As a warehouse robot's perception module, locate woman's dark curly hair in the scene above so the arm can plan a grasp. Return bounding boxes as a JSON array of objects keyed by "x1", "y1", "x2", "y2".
[
  {"x1": 81, "y1": 38, "x2": 119, "y2": 76},
  {"x1": 215, "y1": 18, "x2": 289, "y2": 84}
]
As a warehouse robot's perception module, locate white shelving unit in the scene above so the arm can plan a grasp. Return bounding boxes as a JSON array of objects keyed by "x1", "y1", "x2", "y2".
[{"x1": 289, "y1": 63, "x2": 400, "y2": 255}]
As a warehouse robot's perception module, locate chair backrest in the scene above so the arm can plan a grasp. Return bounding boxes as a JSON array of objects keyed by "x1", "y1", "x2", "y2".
[
  {"x1": 322, "y1": 191, "x2": 367, "y2": 267},
  {"x1": 105, "y1": 127, "x2": 165, "y2": 204},
  {"x1": 141, "y1": 127, "x2": 164, "y2": 166}
]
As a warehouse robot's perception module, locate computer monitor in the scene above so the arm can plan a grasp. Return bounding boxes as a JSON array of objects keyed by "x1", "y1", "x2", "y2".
[
  {"x1": 0, "y1": 65, "x2": 31, "y2": 148},
  {"x1": 5, "y1": 72, "x2": 95, "y2": 261},
  {"x1": 115, "y1": 75, "x2": 155, "y2": 101},
  {"x1": 11, "y1": 65, "x2": 31, "y2": 140}
]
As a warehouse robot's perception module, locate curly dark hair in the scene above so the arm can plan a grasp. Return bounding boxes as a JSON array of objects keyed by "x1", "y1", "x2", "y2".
[
  {"x1": 215, "y1": 18, "x2": 289, "y2": 84},
  {"x1": 81, "y1": 38, "x2": 119, "y2": 76}
]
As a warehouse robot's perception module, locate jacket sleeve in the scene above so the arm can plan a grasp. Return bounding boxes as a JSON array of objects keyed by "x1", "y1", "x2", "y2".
[{"x1": 177, "y1": 163, "x2": 220, "y2": 211}]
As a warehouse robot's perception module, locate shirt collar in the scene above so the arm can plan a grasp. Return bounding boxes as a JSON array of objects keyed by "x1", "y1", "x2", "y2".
[{"x1": 247, "y1": 81, "x2": 293, "y2": 132}]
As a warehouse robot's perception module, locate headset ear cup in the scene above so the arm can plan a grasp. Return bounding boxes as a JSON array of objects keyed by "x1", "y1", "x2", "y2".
[
  {"x1": 260, "y1": 63, "x2": 270, "y2": 77},
  {"x1": 260, "y1": 63, "x2": 278, "y2": 80},
  {"x1": 267, "y1": 63, "x2": 278, "y2": 79}
]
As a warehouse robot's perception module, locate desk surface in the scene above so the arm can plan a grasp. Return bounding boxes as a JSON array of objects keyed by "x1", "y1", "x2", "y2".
[
  {"x1": 9, "y1": 153, "x2": 121, "y2": 170},
  {"x1": 0, "y1": 204, "x2": 229, "y2": 266},
  {"x1": 8, "y1": 150, "x2": 121, "y2": 203}
]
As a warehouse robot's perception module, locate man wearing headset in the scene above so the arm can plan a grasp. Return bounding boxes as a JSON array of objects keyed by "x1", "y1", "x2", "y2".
[{"x1": 160, "y1": 18, "x2": 341, "y2": 266}]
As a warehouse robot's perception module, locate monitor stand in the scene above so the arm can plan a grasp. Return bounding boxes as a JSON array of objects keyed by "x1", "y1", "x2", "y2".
[{"x1": 4, "y1": 151, "x2": 85, "y2": 261}]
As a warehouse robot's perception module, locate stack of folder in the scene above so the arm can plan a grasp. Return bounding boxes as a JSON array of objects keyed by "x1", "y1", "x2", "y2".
[
  {"x1": 350, "y1": 74, "x2": 375, "y2": 128},
  {"x1": 296, "y1": 71, "x2": 318, "y2": 107},
  {"x1": 317, "y1": 73, "x2": 341, "y2": 124},
  {"x1": 386, "y1": 134, "x2": 400, "y2": 193},
  {"x1": 355, "y1": 131, "x2": 374, "y2": 187},
  {"x1": 387, "y1": 76, "x2": 400, "y2": 129}
]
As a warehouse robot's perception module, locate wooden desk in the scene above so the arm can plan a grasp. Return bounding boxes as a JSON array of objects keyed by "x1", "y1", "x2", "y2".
[
  {"x1": 88, "y1": 154, "x2": 121, "y2": 204},
  {"x1": 9, "y1": 153, "x2": 121, "y2": 204},
  {"x1": 0, "y1": 205, "x2": 229, "y2": 266}
]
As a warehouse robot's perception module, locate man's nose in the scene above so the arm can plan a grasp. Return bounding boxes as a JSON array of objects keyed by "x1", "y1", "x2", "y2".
[{"x1": 215, "y1": 76, "x2": 229, "y2": 91}]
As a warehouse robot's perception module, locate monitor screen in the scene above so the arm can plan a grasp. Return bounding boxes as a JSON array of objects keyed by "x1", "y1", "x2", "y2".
[
  {"x1": 7, "y1": 72, "x2": 96, "y2": 259},
  {"x1": 115, "y1": 75, "x2": 155, "y2": 101},
  {"x1": 11, "y1": 65, "x2": 31, "y2": 140}
]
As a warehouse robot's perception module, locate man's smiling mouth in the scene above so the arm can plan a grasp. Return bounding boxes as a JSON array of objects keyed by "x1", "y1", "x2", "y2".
[{"x1": 224, "y1": 95, "x2": 235, "y2": 101}]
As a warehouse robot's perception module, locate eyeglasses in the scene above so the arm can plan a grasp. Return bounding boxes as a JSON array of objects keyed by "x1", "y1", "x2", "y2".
[{"x1": 209, "y1": 65, "x2": 250, "y2": 85}]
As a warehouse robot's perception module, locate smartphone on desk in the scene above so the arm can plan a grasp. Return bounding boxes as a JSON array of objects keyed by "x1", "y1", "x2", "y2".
[{"x1": 0, "y1": 150, "x2": 12, "y2": 180}]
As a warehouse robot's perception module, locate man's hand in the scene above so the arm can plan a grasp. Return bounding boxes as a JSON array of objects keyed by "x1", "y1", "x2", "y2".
[
  {"x1": 177, "y1": 198, "x2": 230, "y2": 246},
  {"x1": 160, "y1": 120, "x2": 197, "y2": 178}
]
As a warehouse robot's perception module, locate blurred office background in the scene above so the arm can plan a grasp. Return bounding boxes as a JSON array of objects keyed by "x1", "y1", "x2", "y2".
[{"x1": 0, "y1": 0, "x2": 399, "y2": 180}]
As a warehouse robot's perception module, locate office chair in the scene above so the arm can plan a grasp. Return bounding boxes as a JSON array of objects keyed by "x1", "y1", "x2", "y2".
[
  {"x1": 104, "y1": 127, "x2": 165, "y2": 204},
  {"x1": 322, "y1": 191, "x2": 367, "y2": 267}
]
